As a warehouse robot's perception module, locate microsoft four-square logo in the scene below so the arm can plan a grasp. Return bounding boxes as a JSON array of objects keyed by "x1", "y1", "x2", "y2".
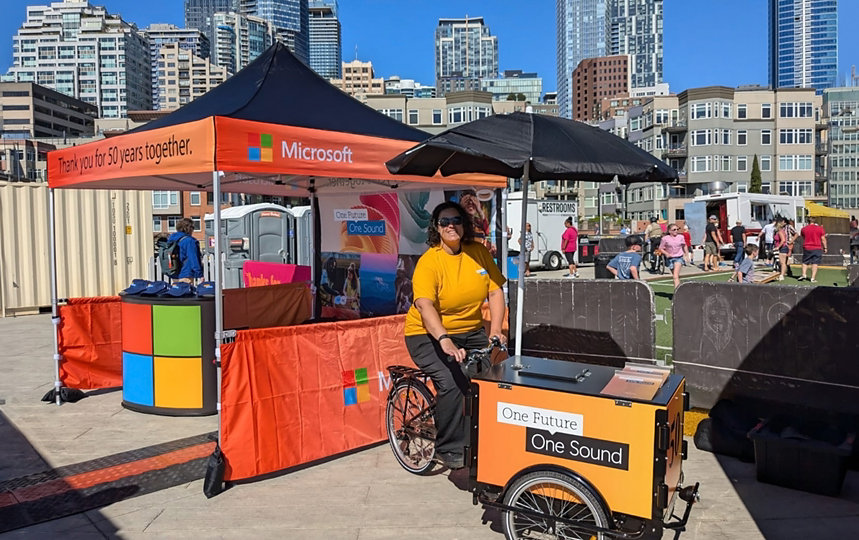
[
  {"x1": 248, "y1": 133, "x2": 273, "y2": 162},
  {"x1": 343, "y1": 367, "x2": 370, "y2": 406}
]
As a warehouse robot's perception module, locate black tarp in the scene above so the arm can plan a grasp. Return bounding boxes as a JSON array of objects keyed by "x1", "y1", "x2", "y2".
[{"x1": 132, "y1": 42, "x2": 424, "y2": 143}]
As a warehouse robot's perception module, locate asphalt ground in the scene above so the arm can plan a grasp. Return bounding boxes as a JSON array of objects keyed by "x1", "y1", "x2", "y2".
[{"x1": 1, "y1": 272, "x2": 857, "y2": 538}]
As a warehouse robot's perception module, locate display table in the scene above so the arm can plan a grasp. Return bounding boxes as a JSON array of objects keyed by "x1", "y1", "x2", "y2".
[{"x1": 120, "y1": 294, "x2": 217, "y2": 416}]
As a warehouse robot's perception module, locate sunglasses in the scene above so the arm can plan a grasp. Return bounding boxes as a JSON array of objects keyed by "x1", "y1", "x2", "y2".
[
  {"x1": 437, "y1": 216, "x2": 463, "y2": 227},
  {"x1": 669, "y1": 228, "x2": 679, "y2": 232}
]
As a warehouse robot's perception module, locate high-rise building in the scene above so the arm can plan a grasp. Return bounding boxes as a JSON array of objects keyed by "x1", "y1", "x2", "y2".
[
  {"x1": 480, "y1": 70, "x2": 543, "y2": 104},
  {"x1": 768, "y1": 0, "x2": 838, "y2": 93},
  {"x1": 144, "y1": 24, "x2": 210, "y2": 110},
  {"x1": 6, "y1": 1, "x2": 152, "y2": 118},
  {"x1": 235, "y1": 0, "x2": 309, "y2": 64},
  {"x1": 572, "y1": 55, "x2": 629, "y2": 122},
  {"x1": 329, "y1": 60, "x2": 384, "y2": 100},
  {"x1": 154, "y1": 42, "x2": 228, "y2": 110},
  {"x1": 556, "y1": 0, "x2": 663, "y2": 118},
  {"x1": 822, "y1": 87, "x2": 858, "y2": 211},
  {"x1": 211, "y1": 12, "x2": 275, "y2": 74},
  {"x1": 0, "y1": 81, "x2": 97, "y2": 140},
  {"x1": 308, "y1": 0, "x2": 341, "y2": 79},
  {"x1": 610, "y1": 0, "x2": 663, "y2": 89},
  {"x1": 435, "y1": 17, "x2": 498, "y2": 96},
  {"x1": 184, "y1": 0, "x2": 233, "y2": 51}
]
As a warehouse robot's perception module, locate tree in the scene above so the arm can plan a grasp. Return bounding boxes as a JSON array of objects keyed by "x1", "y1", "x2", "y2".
[
  {"x1": 516, "y1": 93, "x2": 527, "y2": 101},
  {"x1": 506, "y1": 93, "x2": 516, "y2": 101},
  {"x1": 749, "y1": 154, "x2": 762, "y2": 193}
]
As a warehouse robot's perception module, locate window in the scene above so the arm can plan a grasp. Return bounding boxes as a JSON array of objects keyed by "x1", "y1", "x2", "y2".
[
  {"x1": 190, "y1": 192, "x2": 201, "y2": 206},
  {"x1": 778, "y1": 155, "x2": 813, "y2": 171},
  {"x1": 722, "y1": 130, "x2": 731, "y2": 145},
  {"x1": 152, "y1": 190, "x2": 178, "y2": 209},
  {"x1": 779, "y1": 128, "x2": 813, "y2": 144},
  {"x1": 192, "y1": 216, "x2": 201, "y2": 231},
  {"x1": 152, "y1": 216, "x2": 162, "y2": 232},
  {"x1": 737, "y1": 156, "x2": 748, "y2": 172},
  {"x1": 722, "y1": 103, "x2": 731, "y2": 118},
  {"x1": 432, "y1": 109, "x2": 442, "y2": 125},
  {"x1": 737, "y1": 104, "x2": 747, "y2": 119},
  {"x1": 737, "y1": 130, "x2": 747, "y2": 145},
  {"x1": 692, "y1": 129, "x2": 711, "y2": 146},
  {"x1": 691, "y1": 156, "x2": 711, "y2": 172},
  {"x1": 721, "y1": 155, "x2": 732, "y2": 172},
  {"x1": 761, "y1": 103, "x2": 771, "y2": 118},
  {"x1": 779, "y1": 102, "x2": 813, "y2": 118},
  {"x1": 408, "y1": 109, "x2": 419, "y2": 125},
  {"x1": 761, "y1": 130, "x2": 771, "y2": 145},
  {"x1": 167, "y1": 216, "x2": 180, "y2": 232},
  {"x1": 760, "y1": 155, "x2": 772, "y2": 171}
]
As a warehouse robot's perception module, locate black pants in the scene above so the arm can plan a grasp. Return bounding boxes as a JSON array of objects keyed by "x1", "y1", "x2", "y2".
[{"x1": 404, "y1": 328, "x2": 489, "y2": 457}]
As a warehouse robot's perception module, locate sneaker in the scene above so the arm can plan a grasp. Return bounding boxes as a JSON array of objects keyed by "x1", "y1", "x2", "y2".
[
  {"x1": 436, "y1": 452, "x2": 464, "y2": 470},
  {"x1": 777, "y1": 275, "x2": 784, "y2": 281},
  {"x1": 810, "y1": 279, "x2": 818, "y2": 283},
  {"x1": 573, "y1": 272, "x2": 580, "y2": 278},
  {"x1": 796, "y1": 276, "x2": 806, "y2": 281}
]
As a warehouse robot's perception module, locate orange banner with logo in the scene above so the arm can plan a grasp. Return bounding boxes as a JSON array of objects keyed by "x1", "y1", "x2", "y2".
[
  {"x1": 57, "y1": 296, "x2": 123, "y2": 389},
  {"x1": 219, "y1": 315, "x2": 412, "y2": 481},
  {"x1": 215, "y1": 117, "x2": 504, "y2": 188},
  {"x1": 48, "y1": 119, "x2": 215, "y2": 188}
]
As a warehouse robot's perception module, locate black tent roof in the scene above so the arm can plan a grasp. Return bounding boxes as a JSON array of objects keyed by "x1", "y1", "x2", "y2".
[{"x1": 132, "y1": 42, "x2": 426, "y2": 143}]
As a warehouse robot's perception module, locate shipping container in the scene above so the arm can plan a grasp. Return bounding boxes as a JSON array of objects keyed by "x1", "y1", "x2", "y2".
[{"x1": 0, "y1": 181, "x2": 152, "y2": 316}]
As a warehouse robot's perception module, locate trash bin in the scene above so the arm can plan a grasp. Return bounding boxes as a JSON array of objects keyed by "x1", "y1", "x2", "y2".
[
  {"x1": 507, "y1": 256, "x2": 520, "y2": 280},
  {"x1": 594, "y1": 253, "x2": 616, "y2": 279}
]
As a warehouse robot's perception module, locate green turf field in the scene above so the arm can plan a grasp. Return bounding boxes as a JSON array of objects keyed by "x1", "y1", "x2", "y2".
[{"x1": 647, "y1": 265, "x2": 850, "y2": 364}]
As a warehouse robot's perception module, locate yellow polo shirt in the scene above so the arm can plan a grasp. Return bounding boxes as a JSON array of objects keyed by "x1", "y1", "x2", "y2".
[{"x1": 404, "y1": 242, "x2": 506, "y2": 336}]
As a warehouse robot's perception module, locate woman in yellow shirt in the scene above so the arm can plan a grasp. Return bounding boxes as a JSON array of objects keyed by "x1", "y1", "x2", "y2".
[{"x1": 404, "y1": 201, "x2": 507, "y2": 469}]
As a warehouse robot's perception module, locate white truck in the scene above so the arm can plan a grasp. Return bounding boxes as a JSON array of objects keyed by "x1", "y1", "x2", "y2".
[
  {"x1": 506, "y1": 192, "x2": 578, "y2": 270},
  {"x1": 683, "y1": 192, "x2": 806, "y2": 253}
]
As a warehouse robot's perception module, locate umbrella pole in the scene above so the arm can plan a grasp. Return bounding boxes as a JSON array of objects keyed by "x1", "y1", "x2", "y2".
[
  {"x1": 49, "y1": 187, "x2": 62, "y2": 405},
  {"x1": 514, "y1": 168, "x2": 530, "y2": 357},
  {"x1": 212, "y1": 170, "x2": 224, "y2": 441}
]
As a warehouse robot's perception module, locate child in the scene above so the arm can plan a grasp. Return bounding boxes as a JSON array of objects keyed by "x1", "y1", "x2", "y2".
[
  {"x1": 607, "y1": 235, "x2": 643, "y2": 280},
  {"x1": 736, "y1": 244, "x2": 758, "y2": 283}
]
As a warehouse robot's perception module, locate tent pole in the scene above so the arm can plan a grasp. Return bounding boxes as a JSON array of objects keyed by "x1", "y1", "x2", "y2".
[
  {"x1": 212, "y1": 171, "x2": 224, "y2": 441},
  {"x1": 309, "y1": 187, "x2": 318, "y2": 319},
  {"x1": 500, "y1": 189, "x2": 508, "y2": 281},
  {"x1": 49, "y1": 187, "x2": 62, "y2": 406},
  {"x1": 514, "y1": 168, "x2": 530, "y2": 357}
]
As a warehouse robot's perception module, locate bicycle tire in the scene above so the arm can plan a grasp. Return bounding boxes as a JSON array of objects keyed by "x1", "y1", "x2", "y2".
[
  {"x1": 386, "y1": 379, "x2": 436, "y2": 475},
  {"x1": 657, "y1": 255, "x2": 666, "y2": 275},
  {"x1": 503, "y1": 470, "x2": 610, "y2": 540}
]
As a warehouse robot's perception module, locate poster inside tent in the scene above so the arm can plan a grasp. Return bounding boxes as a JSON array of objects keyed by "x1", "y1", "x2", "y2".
[{"x1": 317, "y1": 189, "x2": 497, "y2": 320}]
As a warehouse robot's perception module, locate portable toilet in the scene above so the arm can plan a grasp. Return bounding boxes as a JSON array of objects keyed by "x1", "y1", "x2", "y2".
[
  {"x1": 285, "y1": 206, "x2": 313, "y2": 268},
  {"x1": 205, "y1": 203, "x2": 296, "y2": 288}
]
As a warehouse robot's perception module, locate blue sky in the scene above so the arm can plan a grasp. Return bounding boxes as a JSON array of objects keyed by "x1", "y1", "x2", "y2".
[{"x1": 1, "y1": 0, "x2": 858, "y2": 94}]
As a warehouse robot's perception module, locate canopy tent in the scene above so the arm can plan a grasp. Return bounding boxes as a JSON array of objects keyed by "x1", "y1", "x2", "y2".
[
  {"x1": 48, "y1": 42, "x2": 498, "y2": 195},
  {"x1": 805, "y1": 200, "x2": 850, "y2": 219},
  {"x1": 44, "y1": 39, "x2": 505, "y2": 458}
]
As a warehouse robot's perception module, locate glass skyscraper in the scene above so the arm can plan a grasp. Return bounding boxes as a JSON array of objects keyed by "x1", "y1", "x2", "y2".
[
  {"x1": 184, "y1": 0, "x2": 233, "y2": 52},
  {"x1": 556, "y1": 0, "x2": 663, "y2": 118},
  {"x1": 768, "y1": 0, "x2": 838, "y2": 93},
  {"x1": 308, "y1": 0, "x2": 341, "y2": 79},
  {"x1": 434, "y1": 17, "x2": 498, "y2": 96},
  {"x1": 235, "y1": 0, "x2": 309, "y2": 64}
]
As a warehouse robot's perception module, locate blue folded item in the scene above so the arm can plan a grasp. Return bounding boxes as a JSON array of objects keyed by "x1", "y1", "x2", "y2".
[
  {"x1": 140, "y1": 281, "x2": 169, "y2": 296},
  {"x1": 122, "y1": 279, "x2": 151, "y2": 295},
  {"x1": 197, "y1": 281, "x2": 216, "y2": 297},
  {"x1": 166, "y1": 282, "x2": 195, "y2": 297}
]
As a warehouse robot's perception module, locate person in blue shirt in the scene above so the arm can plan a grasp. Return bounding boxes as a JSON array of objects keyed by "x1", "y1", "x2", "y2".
[
  {"x1": 607, "y1": 235, "x2": 643, "y2": 280},
  {"x1": 167, "y1": 218, "x2": 203, "y2": 283}
]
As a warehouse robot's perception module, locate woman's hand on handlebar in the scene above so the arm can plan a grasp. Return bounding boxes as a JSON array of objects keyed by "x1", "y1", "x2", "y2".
[
  {"x1": 440, "y1": 337, "x2": 466, "y2": 363},
  {"x1": 490, "y1": 333, "x2": 508, "y2": 347}
]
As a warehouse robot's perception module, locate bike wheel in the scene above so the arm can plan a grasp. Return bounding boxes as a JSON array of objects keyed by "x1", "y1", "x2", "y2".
[
  {"x1": 657, "y1": 255, "x2": 666, "y2": 275},
  {"x1": 503, "y1": 470, "x2": 610, "y2": 540},
  {"x1": 386, "y1": 380, "x2": 436, "y2": 475}
]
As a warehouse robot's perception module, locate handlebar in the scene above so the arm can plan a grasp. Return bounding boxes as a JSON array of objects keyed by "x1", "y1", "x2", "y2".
[{"x1": 461, "y1": 336, "x2": 507, "y2": 377}]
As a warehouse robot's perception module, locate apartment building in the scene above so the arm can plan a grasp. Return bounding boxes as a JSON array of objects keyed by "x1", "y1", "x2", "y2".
[
  {"x1": 480, "y1": 70, "x2": 543, "y2": 104},
  {"x1": 155, "y1": 42, "x2": 228, "y2": 110},
  {"x1": 435, "y1": 17, "x2": 498, "y2": 96},
  {"x1": 329, "y1": 60, "x2": 384, "y2": 99},
  {"x1": 6, "y1": 1, "x2": 152, "y2": 117},
  {"x1": 823, "y1": 87, "x2": 859, "y2": 212},
  {"x1": 211, "y1": 12, "x2": 275, "y2": 75},
  {"x1": 572, "y1": 55, "x2": 630, "y2": 122},
  {"x1": 308, "y1": 0, "x2": 341, "y2": 79},
  {"x1": 144, "y1": 24, "x2": 210, "y2": 110}
]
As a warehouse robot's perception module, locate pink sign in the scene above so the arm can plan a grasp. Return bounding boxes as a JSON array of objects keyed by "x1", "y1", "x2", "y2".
[{"x1": 242, "y1": 261, "x2": 311, "y2": 287}]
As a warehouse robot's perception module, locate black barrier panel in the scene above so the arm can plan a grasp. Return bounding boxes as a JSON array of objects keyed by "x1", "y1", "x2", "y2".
[
  {"x1": 597, "y1": 236, "x2": 629, "y2": 254},
  {"x1": 510, "y1": 279, "x2": 656, "y2": 367},
  {"x1": 849, "y1": 264, "x2": 859, "y2": 287},
  {"x1": 673, "y1": 282, "x2": 859, "y2": 416}
]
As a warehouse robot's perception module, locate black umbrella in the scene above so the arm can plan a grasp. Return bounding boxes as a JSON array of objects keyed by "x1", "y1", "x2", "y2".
[{"x1": 386, "y1": 111, "x2": 677, "y2": 357}]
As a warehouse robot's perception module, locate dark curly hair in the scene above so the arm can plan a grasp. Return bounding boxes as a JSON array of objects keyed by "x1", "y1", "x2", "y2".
[{"x1": 426, "y1": 201, "x2": 475, "y2": 247}]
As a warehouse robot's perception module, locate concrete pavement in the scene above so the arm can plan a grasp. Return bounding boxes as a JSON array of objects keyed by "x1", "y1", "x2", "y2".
[{"x1": 1, "y1": 303, "x2": 857, "y2": 538}]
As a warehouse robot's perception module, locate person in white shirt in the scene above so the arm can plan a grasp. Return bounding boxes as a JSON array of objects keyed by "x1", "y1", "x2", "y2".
[{"x1": 759, "y1": 219, "x2": 776, "y2": 265}]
